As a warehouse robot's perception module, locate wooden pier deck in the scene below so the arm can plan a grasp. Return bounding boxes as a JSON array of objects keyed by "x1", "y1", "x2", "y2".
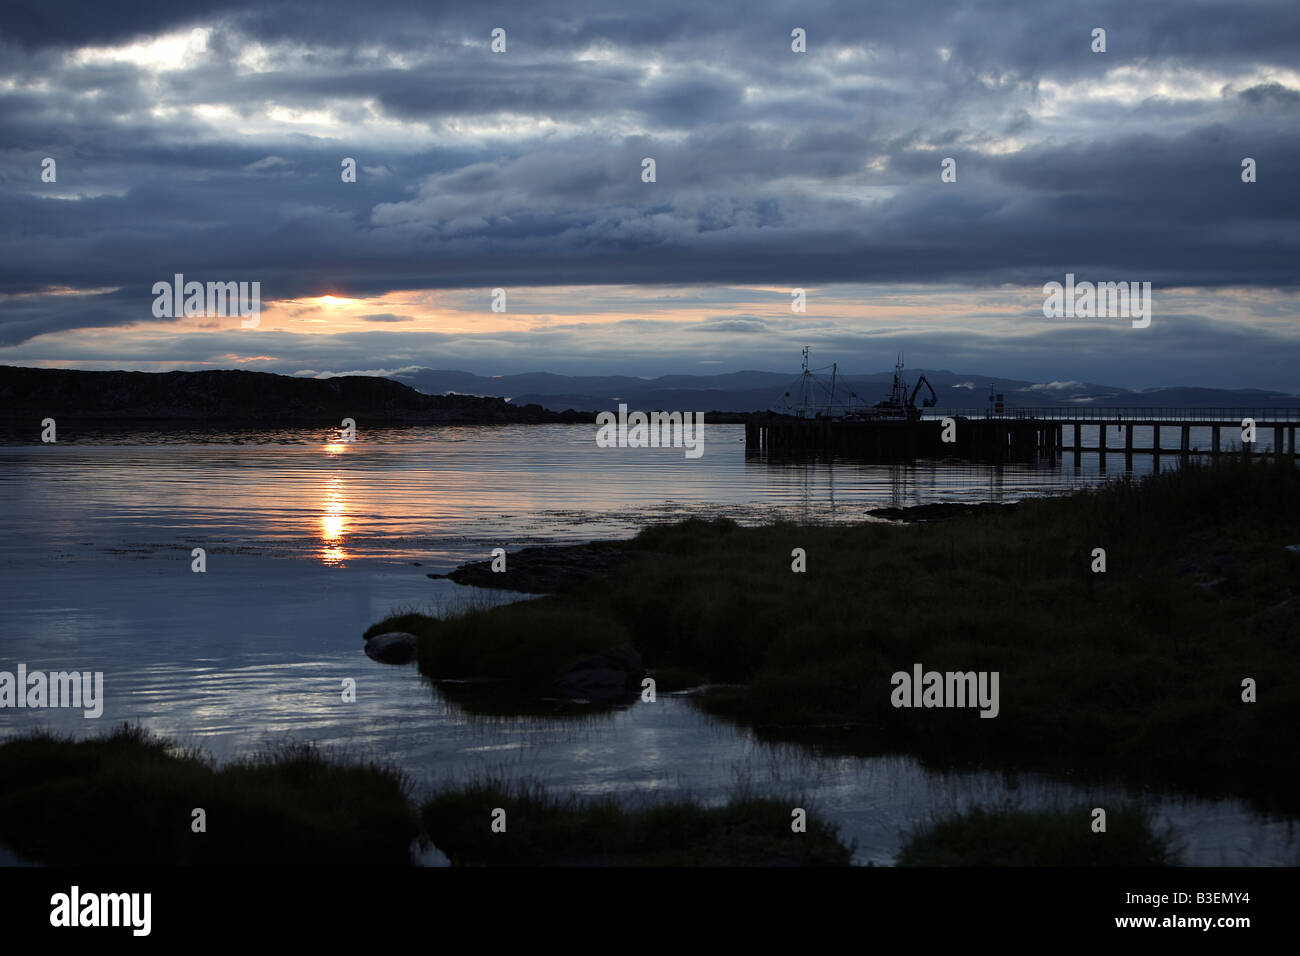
[{"x1": 744, "y1": 407, "x2": 1300, "y2": 466}]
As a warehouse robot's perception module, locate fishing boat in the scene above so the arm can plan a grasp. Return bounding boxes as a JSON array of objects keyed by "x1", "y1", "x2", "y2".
[{"x1": 770, "y1": 348, "x2": 936, "y2": 422}]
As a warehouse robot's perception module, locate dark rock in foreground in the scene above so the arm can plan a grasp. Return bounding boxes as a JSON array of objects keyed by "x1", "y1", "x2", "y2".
[
  {"x1": 364, "y1": 631, "x2": 418, "y2": 665},
  {"x1": 553, "y1": 647, "x2": 645, "y2": 703},
  {"x1": 428, "y1": 542, "x2": 638, "y2": 593},
  {"x1": 1172, "y1": 552, "x2": 1243, "y2": 596}
]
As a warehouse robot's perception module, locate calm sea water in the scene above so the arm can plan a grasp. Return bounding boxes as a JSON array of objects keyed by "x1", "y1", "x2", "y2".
[{"x1": 0, "y1": 423, "x2": 1294, "y2": 865}]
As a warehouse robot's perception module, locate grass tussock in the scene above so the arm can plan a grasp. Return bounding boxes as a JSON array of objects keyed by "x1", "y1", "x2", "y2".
[
  {"x1": 366, "y1": 600, "x2": 630, "y2": 695},
  {"x1": 380, "y1": 459, "x2": 1300, "y2": 803},
  {"x1": 897, "y1": 805, "x2": 1180, "y2": 866},
  {"x1": 422, "y1": 778, "x2": 853, "y2": 866},
  {"x1": 0, "y1": 724, "x2": 420, "y2": 866}
]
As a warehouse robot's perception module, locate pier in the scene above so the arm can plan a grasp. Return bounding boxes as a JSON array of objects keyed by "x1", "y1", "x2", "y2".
[{"x1": 744, "y1": 407, "x2": 1300, "y2": 466}]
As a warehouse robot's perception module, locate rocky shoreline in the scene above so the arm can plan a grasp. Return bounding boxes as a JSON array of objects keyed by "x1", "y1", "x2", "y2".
[
  {"x1": 427, "y1": 502, "x2": 1023, "y2": 597},
  {"x1": 866, "y1": 501, "x2": 1020, "y2": 522},
  {"x1": 427, "y1": 541, "x2": 641, "y2": 593}
]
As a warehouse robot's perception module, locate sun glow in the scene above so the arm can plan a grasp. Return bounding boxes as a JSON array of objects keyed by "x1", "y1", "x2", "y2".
[{"x1": 317, "y1": 295, "x2": 355, "y2": 309}]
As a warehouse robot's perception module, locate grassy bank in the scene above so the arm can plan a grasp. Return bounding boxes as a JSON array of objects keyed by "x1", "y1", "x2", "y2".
[
  {"x1": 0, "y1": 725, "x2": 420, "y2": 866},
  {"x1": 423, "y1": 780, "x2": 852, "y2": 866},
  {"x1": 0, "y1": 727, "x2": 856, "y2": 866},
  {"x1": 897, "y1": 805, "x2": 1180, "y2": 866},
  {"x1": 374, "y1": 458, "x2": 1300, "y2": 805}
]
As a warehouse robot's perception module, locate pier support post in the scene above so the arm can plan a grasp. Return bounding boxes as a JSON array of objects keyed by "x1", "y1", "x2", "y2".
[
  {"x1": 1124, "y1": 423, "x2": 1134, "y2": 470},
  {"x1": 1180, "y1": 425, "x2": 1190, "y2": 460},
  {"x1": 1275, "y1": 426, "x2": 1284, "y2": 459},
  {"x1": 1073, "y1": 423, "x2": 1081, "y2": 468},
  {"x1": 1152, "y1": 424, "x2": 1160, "y2": 467},
  {"x1": 1098, "y1": 424, "x2": 1106, "y2": 468},
  {"x1": 1211, "y1": 425, "x2": 1220, "y2": 457}
]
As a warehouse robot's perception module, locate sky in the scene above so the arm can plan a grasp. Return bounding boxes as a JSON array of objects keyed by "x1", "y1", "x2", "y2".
[{"x1": 1, "y1": 0, "x2": 1298, "y2": 390}]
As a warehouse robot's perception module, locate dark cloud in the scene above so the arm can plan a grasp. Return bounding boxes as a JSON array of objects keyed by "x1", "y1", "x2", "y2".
[
  {"x1": 0, "y1": 0, "x2": 1297, "y2": 387},
  {"x1": 1237, "y1": 82, "x2": 1300, "y2": 108}
]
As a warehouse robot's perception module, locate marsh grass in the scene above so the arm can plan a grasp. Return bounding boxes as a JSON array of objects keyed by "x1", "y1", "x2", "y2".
[
  {"x1": 379, "y1": 458, "x2": 1300, "y2": 804},
  {"x1": 421, "y1": 777, "x2": 853, "y2": 866},
  {"x1": 0, "y1": 724, "x2": 420, "y2": 866},
  {"x1": 896, "y1": 804, "x2": 1181, "y2": 866},
  {"x1": 0, "y1": 726, "x2": 858, "y2": 867}
]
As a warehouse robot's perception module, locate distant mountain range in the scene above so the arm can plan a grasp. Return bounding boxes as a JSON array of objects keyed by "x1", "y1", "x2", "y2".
[
  {"x1": 1, "y1": 365, "x2": 1294, "y2": 426},
  {"x1": 389, "y1": 368, "x2": 1300, "y2": 413}
]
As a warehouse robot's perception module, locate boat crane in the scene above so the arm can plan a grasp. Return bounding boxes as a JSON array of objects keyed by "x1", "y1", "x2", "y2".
[{"x1": 771, "y1": 349, "x2": 935, "y2": 421}]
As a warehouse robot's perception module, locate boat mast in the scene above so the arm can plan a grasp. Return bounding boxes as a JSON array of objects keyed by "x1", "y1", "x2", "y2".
[
  {"x1": 891, "y1": 352, "x2": 907, "y2": 406},
  {"x1": 800, "y1": 346, "x2": 811, "y2": 416}
]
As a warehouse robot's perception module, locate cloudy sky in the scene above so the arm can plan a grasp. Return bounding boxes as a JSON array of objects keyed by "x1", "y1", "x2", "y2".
[{"x1": 1, "y1": 0, "x2": 1297, "y2": 389}]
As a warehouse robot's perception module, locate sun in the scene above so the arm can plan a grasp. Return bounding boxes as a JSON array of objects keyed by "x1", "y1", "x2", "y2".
[{"x1": 317, "y1": 295, "x2": 355, "y2": 309}]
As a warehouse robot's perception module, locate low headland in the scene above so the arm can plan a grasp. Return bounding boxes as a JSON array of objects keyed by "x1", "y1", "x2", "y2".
[
  {"x1": 0, "y1": 365, "x2": 755, "y2": 425},
  {"x1": 0, "y1": 365, "x2": 586, "y2": 424}
]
